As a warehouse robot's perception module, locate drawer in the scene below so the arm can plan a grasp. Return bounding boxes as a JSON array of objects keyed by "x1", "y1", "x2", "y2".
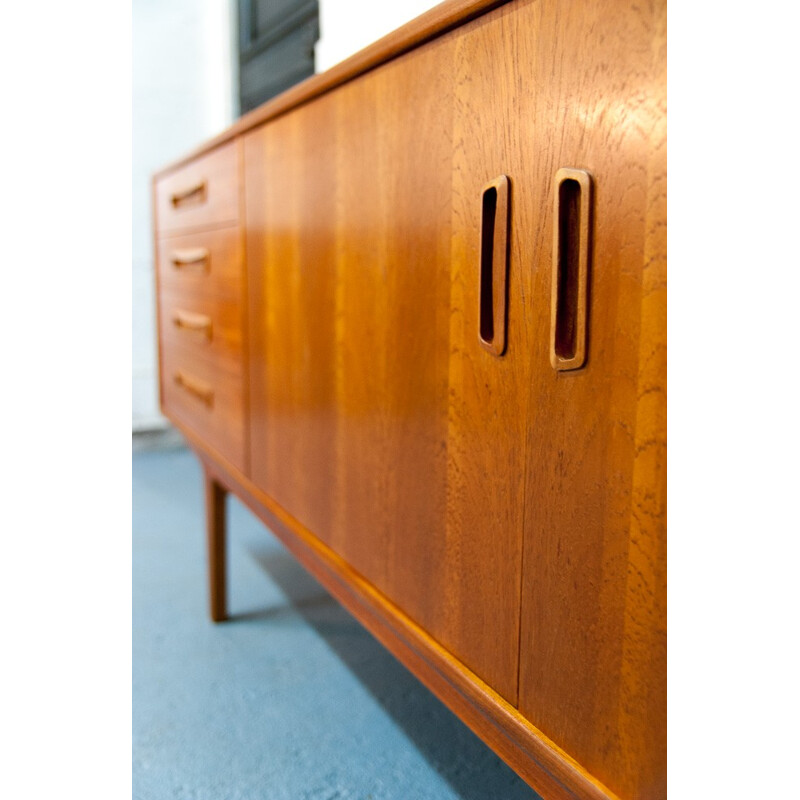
[
  {"x1": 158, "y1": 286, "x2": 244, "y2": 376},
  {"x1": 160, "y1": 340, "x2": 246, "y2": 473},
  {"x1": 155, "y1": 141, "x2": 239, "y2": 234},
  {"x1": 156, "y1": 227, "x2": 242, "y2": 300}
]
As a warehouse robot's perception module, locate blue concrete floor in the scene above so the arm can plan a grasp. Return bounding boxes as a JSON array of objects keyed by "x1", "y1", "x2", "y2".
[{"x1": 133, "y1": 447, "x2": 541, "y2": 800}]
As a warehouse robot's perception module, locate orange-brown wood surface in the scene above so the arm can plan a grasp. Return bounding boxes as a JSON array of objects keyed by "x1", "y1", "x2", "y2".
[
  {"x1": 155, "y1": 140, "x2": 240, "y2": 234},
  {"x1": 156, "y1": 226, "x2": 243, "y2": 299},
  {"x1": 501, "y1": 1, "x2": 666, "y2": 798},
  {"x1": 446, "y1": 1, "x2": 535, "y2": 706},
  {"x1": 154, "y1": 135, "x2": 250, "y2": 487},
  {"x1": 158, "y1": 285, "x2": 244, "y2": 376},
  {"x1": 153, "y1": 1, "x2": 666, "y2": 798},
  {"x1": 244, "y1": 25, "x2": 526, "y2": 705},
  {"x1": 244, "y1": 96, "x2": 338, "y2": 546},
  {"x1": 183, "y1": 427, "x2": 619, "y2": 800},
  {"x1": 160, "y1": 339, "x2": 247, "y2": 473}
]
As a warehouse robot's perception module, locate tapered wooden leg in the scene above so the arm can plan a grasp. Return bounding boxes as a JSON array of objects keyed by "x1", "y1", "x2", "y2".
[{"x1": 204, "y1": 470, "x2": 227, "y2": 622}]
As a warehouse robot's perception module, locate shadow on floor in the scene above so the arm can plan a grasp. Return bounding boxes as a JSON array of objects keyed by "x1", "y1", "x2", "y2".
[{"x1": 240, "y1": 546, "x2": 540, "y2": 800}]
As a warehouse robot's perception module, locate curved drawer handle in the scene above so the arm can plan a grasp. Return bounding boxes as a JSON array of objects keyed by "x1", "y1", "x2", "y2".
[
  {"x1": 173, "y1": 370, "x2": 214, "y2": 406},
  {"x1": 170, "y1": 181, "x2": 206, "y2": 207},
  {"x1": 170, "y1": 247, "x2": 210, "y2": 269},
  {"x1": 172, "y1": 309, "x2": 212, "y2": 339}
]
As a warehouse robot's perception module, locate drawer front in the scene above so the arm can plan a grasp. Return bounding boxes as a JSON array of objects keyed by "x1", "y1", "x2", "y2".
[
  {"x1": 158, "y1": 286, "x2": 244, "y2": 376},
  {"x1": 156, "y1": 227, "x2": 242, "y2": 299},
  {"x1": 160, "y1": 340, "x2": 246, "y2": 472},
  {"x1": 155, "y1": 141, "x2": 239, "y2": 234}
]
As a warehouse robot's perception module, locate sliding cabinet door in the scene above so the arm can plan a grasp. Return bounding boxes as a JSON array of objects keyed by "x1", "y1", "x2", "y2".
[
  {"x1": 448, "y1": 1, "x2": 666, "y2": 794},
  {"x1": 491, "y1": 1, "x2": 666, "y2": 798},
  {"x1": 244, "y1": 42, "x2": 454, "y2": 590},
  {"x1": 244, "y1": 23, "x2": 528, "y2": 703},
  {"x1": 325, "y1": 46, "x2": 455, "y2": 622},
  {"x1": 244, "y1": 95, "x2": 338, "y2": 540},
  {"x1": 336, "y1": 31, "x2": 534, "y2": 705},
  {"x1": 442, "y1": 5, "x2": 539, "y2": 704}
]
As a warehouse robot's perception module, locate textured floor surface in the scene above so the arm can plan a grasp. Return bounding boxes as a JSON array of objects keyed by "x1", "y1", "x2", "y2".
[{"x1": 133, "y1": 446, "x2": 541, "y2": 800}]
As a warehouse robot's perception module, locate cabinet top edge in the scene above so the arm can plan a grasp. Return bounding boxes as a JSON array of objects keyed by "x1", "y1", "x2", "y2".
[{"x1": 152, "y1": 0, "x2": 509, "y2": 181}]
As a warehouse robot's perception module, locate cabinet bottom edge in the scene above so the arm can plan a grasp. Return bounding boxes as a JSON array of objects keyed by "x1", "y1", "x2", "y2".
[{"x1": 167, "y1": 414, "x2": 620, "y2": 800}]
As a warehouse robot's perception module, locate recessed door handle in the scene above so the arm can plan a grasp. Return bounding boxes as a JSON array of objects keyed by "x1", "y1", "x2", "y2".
[
  {"x1": 478, "y1": 175, "x2": 510, "y2": 357},
  {"x1": 551, "y1": 168, "x2": 593, "y2": 371}
]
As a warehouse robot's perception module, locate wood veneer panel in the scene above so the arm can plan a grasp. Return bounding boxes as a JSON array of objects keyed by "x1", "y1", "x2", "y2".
[
  {"x1": 512, "y1": 1, "x2": 667, "y2": 798},
  {"x1": 158, "y1": 1, "x2": 667, "y2": 795},
  {"x1": 156, "y1": 226, "x2": 242, "y2": 301},
  {"x1": 178, "y1": 427, "x2": 618, "y2": 800},
  {"x1": 329, "y1": 37, "x2": 454, "y2": 656},
  {"x1": 444, "y1": 1, "x2": 535, "y2": 705},
  {"x1": 158, "y1": 286, "x2": 244, "y2": 377},
  {"x1": 244, "y1": 24, "x2": 525, "y2": 705},
  {"x1": 245, "y1": 33, "x2": 453, "y2": 614},
  {"x1": 160, "y1": 339, "x2": 247, "y2": 474},
  {"x1": 155, "y1": 141, "x2": 239, "y2": 234},
  {"x1": 244, "y1": 94, "x2": 338, "y2": 544}
]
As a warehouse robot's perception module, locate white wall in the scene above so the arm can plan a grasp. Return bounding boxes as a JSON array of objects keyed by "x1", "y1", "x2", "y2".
[
  {"x1": 132, "y1": 0, "x2": 235, "y2": 431},
  {"x1": 316, "y1": 0, "x2": 436, "y2": 72}
]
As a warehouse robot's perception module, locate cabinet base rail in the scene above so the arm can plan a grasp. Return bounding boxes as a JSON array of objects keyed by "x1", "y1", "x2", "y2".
[{"x1": 183, "y1": 419, "x2": 619, "y2": 800}]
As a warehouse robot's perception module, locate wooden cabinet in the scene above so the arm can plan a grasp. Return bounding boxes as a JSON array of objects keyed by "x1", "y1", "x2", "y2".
[
  {"x1": 448, "y1": 2, "x2": 668, "y2": 798},
  {"x1": 153, "y1": 2, "x2": 666, "y2": 798},
  {"x1": 244, "y1": 25, "x2": 526, "y2": 705}
]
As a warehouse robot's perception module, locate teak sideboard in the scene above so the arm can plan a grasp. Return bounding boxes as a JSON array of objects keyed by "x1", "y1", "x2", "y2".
[{"x1": 152, "y1": 1, "x2": 666, "y2": 797}]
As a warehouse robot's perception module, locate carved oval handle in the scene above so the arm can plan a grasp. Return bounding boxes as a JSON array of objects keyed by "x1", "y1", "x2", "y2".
[
  {"x1": 170, "y1": 181, "x2": 206, "y2": 207},
  {"x1": 172, "y1": 309, "x2": 212, "y2": 339},
  {"x1": 173, "y1": 370, "x2": 214, "y2": 406},
  {"x1": 170, "y1": 247, "x2": 209, "y2": 269}
]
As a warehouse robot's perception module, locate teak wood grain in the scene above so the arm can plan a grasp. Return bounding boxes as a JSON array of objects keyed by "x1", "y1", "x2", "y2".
[
  {"x1": 156, "y1": 226, "x2": 243, "y2": 300},
  {"x1": 160, "y1": 337, "x2": 247, "y2": 475},
  {"x1": 446, "y1": 3, "x2": 535, "y2": 706},
  {"x1": 155, "y1": 140, "x2": 240, "y2": 234},
  {"x1": 205, "y1": 470, "x2": 228, "y2": 622},
  {"x1": 158, "y1": 285, "x2": 244, "y2": 377},
  {"x1": 497, "y1": 1, "x2": 665, "y2": 798},
  {"x1": 153, "y1": 1, "x2": 666, "y2": 798},
  {"x1": 181, "y1": 420, "x2": 621, "y2": 800},
  {"x1": 243, "y1": 26, "x2": 525, "y2": 704}
]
